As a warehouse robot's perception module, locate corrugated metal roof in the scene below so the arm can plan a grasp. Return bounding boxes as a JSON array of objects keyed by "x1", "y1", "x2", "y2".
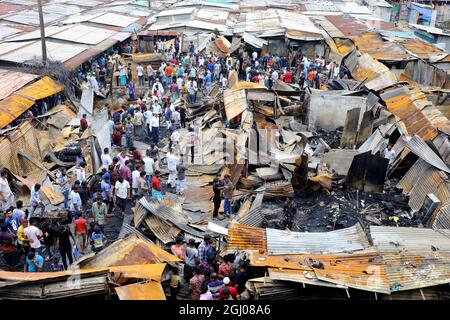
[
  {"x1": 0, "y1": 3, "x2": 27, "y2": 15},
  {"x1": 400, "y1": 38, "x2": 448, "y2": 61},
  {"x1": 370, "y1": 226, "x2": 450, "y2": 253},
  {"x1": 115, "y1": 281, "x2": 166, "y2": 300},
  {"x1": 0, "y1": 40, "x2": 86, "y2": 64},
  {"x1": 226, "y1": 222, "x2": 267, "y2": 252},
  {"x1": 0, "y1": 69, "x2": 38, "y2": 100},
  {"x1": 345, "y1": 51, "x2": 397, "y2": 91},
  {"x1": 144, "y1": 214, "x2": 180, "y2": 244},
  {"x1": 16, "y1": 76, "x2": 64, "y2": 101},
  {"x1": 236, "y1": 191, "x2": 265, "y2": 227},
  {"x1": 432, "y1": 204, "x2": 450, "y2": 230},
  {"x1": 397, "y1": 159, "x2": 431, "y2": 194},
  {"x1": 138, "y1": 197, "x2": 204, "y2": 238},
  {"x1": 325, "y1": 14, "x2": 370, "y2": 38},
  {"x1": 380, "y1": 86, "x2": 450, "y2": 140},
  {"x1": 266, "y1": 223, "x2": 370, "y2": 255},
  {"x1": 406, "y1": 135, "x2": 450, "y2": 173},
  {"x1": 90, "y1": 12, "x2": 139, "y2": 27},
  {"x1": 2, "y1": 10, "x2": 63, "y2": 26},
  {"x1": 353, "y1": 32, "x2": 416, "y2": 61},
  {"x1": 79, "y1": 234, "x2": 180, "y2": 269}
]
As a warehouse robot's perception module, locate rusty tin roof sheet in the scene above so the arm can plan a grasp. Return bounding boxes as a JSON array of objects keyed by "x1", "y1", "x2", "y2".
[
  {"x1": 353, "y1": 32, "x2": 415, "y2": 62},
  {"x1": 115, "y1": 281, "x2": 166, "y2": 300},
  {"x1": 79, "y1": 234, "x2": 180, "y2": 269},
  {"x1": 380, "y1": 86, "x2": 450, "y2": 140},
  {"x1": 226, "y1": 222, "x2": 267, "y2": 252}
]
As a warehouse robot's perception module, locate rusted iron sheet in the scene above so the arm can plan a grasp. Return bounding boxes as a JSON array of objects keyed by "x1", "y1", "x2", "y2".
[
  {"x1": 432, "y1": 203, "x2": 450, "y2": 230},
  {"x1": 226, "y1": 222, "x2": 267, "y2": 252},
  {"x1": 215, "y1": 36, "x2": 231, "y2": 53},
  {"x1": 115, "y1": 281, "x2": 166, "y2": 300},
  {"x1": 79, "y1": 234, "x2": 180, "y2": 269},
  {"x1": 380, "y1": 86, "x2": 450, "y2": 140},
  {"x1": 354, "y1": 32, "x2": 415, "y2": 62},
  {"x1": 0, "y1": 69, "x2": 38, "y2": 100},
  {"x1": 109, "y1": 264, "x2": 166, "y2": 282},
  {"x1": 326, "y1": 15, "x2": 370, "y2": 38},
  {"x1": 400, "y1": 38, "x2": 448, "y2": 60},
  {"x1": 345, "y1": 51, "x2": 397, "y2": 91}
]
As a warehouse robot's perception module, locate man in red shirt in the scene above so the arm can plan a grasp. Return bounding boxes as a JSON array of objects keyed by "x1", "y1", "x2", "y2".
[
  {"x1": 219, "y1": 277, "x2": 240, "y2": 300},
  {"x1": 284, "y1": 69, "x2": 293, "y2": 83},
  {"x1": 151, "y1": 171, "x2": 163, "y2": 201},
  {"x1": 80, "y1": 114, "x2": 88, "y2": 132},
  {"x1": 74, "y1": 214, "x2": 88, "y2": 252},
  {"x1": 112, "y1": 128, "x2": 122, "y2": 147}
]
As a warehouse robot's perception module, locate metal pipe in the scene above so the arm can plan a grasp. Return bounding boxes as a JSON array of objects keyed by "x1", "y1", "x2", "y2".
[{"x1": 37, "y1": 0, "x2": 47, "y2": 62}]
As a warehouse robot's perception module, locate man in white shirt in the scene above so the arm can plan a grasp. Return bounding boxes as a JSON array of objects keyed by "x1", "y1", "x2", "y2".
[
  {"x1": 69, "y1": 185, "x2": 82, "y2": 219},
  {"x1": 131, "y1": 166, "x2": 141, "y2": 198},
  {"x1": 150, "y1": 115, "x2": 160, "y2": 145},
  {"x1": 147, "y1": 64, "x2": 154, "y2": 86},
  {"x1": 144, "y1": 106, "x2": 153, "y2": 138},
  {"x1": 176, "y1": 77, "x2": 184, "y2": 91},
  {"x1": 29, "y1": 183, "x2": 45, "y2": 219},
  {"x1": 137, "y1": 64, "x2": 144, "y2": 86},
  {"x1": 252, "y1": 51, "x2": 258, "y2": 62},
  {"x1": 383, "y1": 145, "x2": 396, "y2": 165},
  {"x1": 166, "y1": 149, "x2": 179, "y2": 189},
  {"x1": 187, "y1": 79, "x2": 198, "y2": 104},
  {"x1": 198, "y1": 56, "x2": 205, "y2": 67},
  {"x1": 185, "y1": 127, "x2": 198, "y2": 164},
  {"x1": 152, "y1": 102, "x2": 162, "y2": 116},
  {"x1": 24, "y1": 219, "x2": 43, "y2": 254},
  {"x1": 0, "y1": 170, "x2": 15, "y2": 212},
  {"x1": 133, "y1": 108, "x2": 144, "y2": 138},
  {"x1": 271, "y1": 70, "x2": 279, "y2": 81},
  {"x1": 142, "y1": 153, "x2": 155, "y2": 189},
  {"x1": 152, "y1": 79, "x2": 164, "y2": 99},
  {"x1": 75, "y1": 163, "x2": 86, "y2": 182},
  {"x1": 114, "y1": 176, "x2": 130, "y2": 214},
  {"x1": 101, "y1": 148, "x2": 113, "y2": 168}
]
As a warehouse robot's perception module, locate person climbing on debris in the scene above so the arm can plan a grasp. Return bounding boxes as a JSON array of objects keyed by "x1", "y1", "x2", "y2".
[{"x1": 282, "y1": 197, "x2": 297, "y2": 230}]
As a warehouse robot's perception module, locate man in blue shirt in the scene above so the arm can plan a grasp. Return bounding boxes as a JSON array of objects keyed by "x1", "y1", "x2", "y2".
[{"x1": 25, "y1": 252, "x2": 43, "y2": 272}]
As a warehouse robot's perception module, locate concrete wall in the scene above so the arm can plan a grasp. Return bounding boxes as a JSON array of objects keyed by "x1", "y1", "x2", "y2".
[{"x1": 307, "y1": 92, "x2": 367, "y2": 131}]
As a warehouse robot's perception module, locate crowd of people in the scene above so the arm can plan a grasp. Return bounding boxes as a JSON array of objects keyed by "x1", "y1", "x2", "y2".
[{"x1": 169, "y1": 234, "x2": 250, "y2": 300}]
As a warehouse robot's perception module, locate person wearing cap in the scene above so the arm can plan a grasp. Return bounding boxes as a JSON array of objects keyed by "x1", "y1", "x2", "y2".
[{"x1": 219, "y1": 277, "x2": 240, "y2": 300}]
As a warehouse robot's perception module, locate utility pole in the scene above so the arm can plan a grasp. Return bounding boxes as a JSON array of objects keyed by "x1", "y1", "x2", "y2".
[
  {"x1": 37, "y1": 0, "x2": 47, "y2": 62},
  {"x1": 148, "y1": 0, "x2": 151, "y2": 9}
]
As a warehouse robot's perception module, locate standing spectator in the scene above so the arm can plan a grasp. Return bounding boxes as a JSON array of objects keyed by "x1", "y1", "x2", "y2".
[
  {"x1": 119, "y1": 160, "x2": 132, "y2": 183},
  {"x1": 101, "y1": 148, "x2": 113, "y2": 168},
  {"x1": 75, "y1": 163, "x2": 86, "y2": 183},
  {"x1": 124, "y1": 119, "x2": 134, "y2": 149},
  {"x1": 198, "y1": 234, "x2": 211, "y2": 263},
  {"x1": 0, "y1": 170, "x2": 15, "y2": 212},
  {"x1": 169, "y1": 267, "x2": 182, "y2": 300},
  {"x1": 114, "y1": 176, "x2": 131, "y2": 214},
  {"x1": 57, "y1": 168, "x2": 70, "y2": 209},
  {"x1": 133, "y1": 108, "x2": 144, "y2": 138},
  {"x1": 69, "y1": 185, "x2": 82, "y2": 220},
  {"x1": 184, "y1": 238, "x2": 199, "y2": 282},
  {"x1": 29, "y1": 184, "x2": 45, "y2": 219},
  {"x1": 170, "y1": 236, "x2": 185, "y2": 259},
  {"x1": 17, "y1": 219, "x2": 30, "y2": 255},
  {"x1": 219, "y1": 277, "x2": 240, "y2": 300},
  {"x1": 208, "y1": 273, "x2": 224, "y2": 300},
  {"x1": 41, "y1": 222, "x2": 56, "y2": 261},
  {"x1": 218, "y1": 255, "x2": 234, "y2": 278},
  {"x1": 176, "y1": 156, "x2": 186, "y2": 195},
  {"x1": 150, "y1": 114, "x2": 160, "y2": 145},
  {"x1": 24, "y1": 219, "x2": 43, "y2": 255},
  {"x1": 185, "y1": 127, "x2": 198, "y2": 164},
  {"x1": 166, "y1": 148, "x2": 179, "y2": 189},
  {"x1": 223, "y1": 174, "x2": 233, "y2": 217},
  {"x1": 189, "y1": 267, "x2": 205, "y2": 300},
  {"x1": 92, "y1": 197, "x2": 107, "y2": 234},
  {"x1": 151, "y1": 171, "x2": 163, "y2": 201},
  {"x1": 212, "y1": 178, "x2": 222, "y2": 219},
  {"x1": 74, "y1": 214, "x2": 88, "y2": 252},
  {"x1": 56, "y1": 224, "x2": 75, "y2": 270},
  {"x1": 137, "y1": 64, "x2": 144, "y2": 86}
]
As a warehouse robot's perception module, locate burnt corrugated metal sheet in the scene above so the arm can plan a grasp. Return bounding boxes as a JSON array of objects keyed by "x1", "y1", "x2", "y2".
[
  {"x1": 79, "y1": 234, "x2": 180, "y2": 269},
  {"x1": 432, "y1": 204, "x2": 450, "y2": 229},
  {"x1": 345, "y1": 51, "x2": 397, "y2": 91},
  {"x1": 354, "y1": 32, "x2": 415, "y2": 62},
  {"x1": 246, "y1": 277, "x2": 300, "y2": 300},
  {"x1": 397, "y1": 159, "x2": 431, "y2": 194},
  {"x1": 266, "y1": 223, "x2": 370, "y2": 255},
  {"x1": 236, "y1": 192, "x2": 265, "y2": 227},
  {"x1": 144, "y1": 214, "x2": 180, "y2": 244},
  {"x1": 326, "y1": 15, "x2": 370, "y2": 38},
  {"x1": 139, "y1": 197, "x2": 203, "y2": 238},
  {"x1": 407, "y1": 135, "x2": 450, "y2": 173},
  {"x1": 407, "y1": 166, "x2": 447, "y2": 211},
  {"x1": 370, "y1": 226, "x2": 450, "y2": 253},
  {"x1": 433, "y1": 133, "x2": 450, "y2": 166},
  {"x1": 380, "y1": 86, "x2": 450, "y2": 141},
  {"x1": 115, "y1": 281, "x2": 166, "y2": 300},
  {"x1": 268, "y1": 268, "x2": 343, "y2": 289},
  {"x1": 226, "y1": 222, "x2": 267, "y2": 252},
  {"x1": 400, "y1": 38, "x2": 448, "y2": 60}
]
